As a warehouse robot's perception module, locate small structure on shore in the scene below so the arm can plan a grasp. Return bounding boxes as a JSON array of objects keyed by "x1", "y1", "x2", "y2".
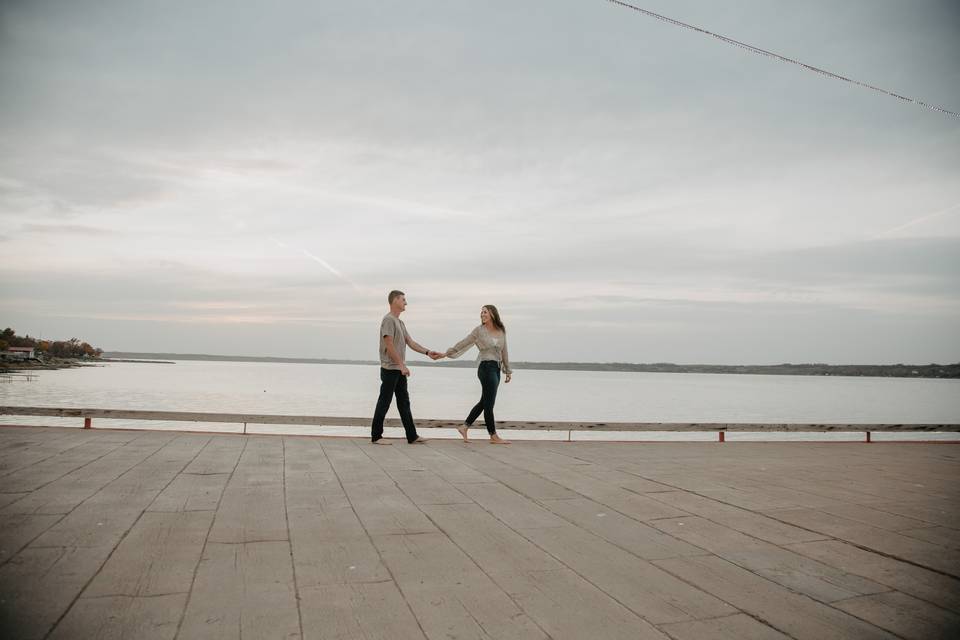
[{"x1": 1, "y1": 346, "x2": 36, "y2": 360}]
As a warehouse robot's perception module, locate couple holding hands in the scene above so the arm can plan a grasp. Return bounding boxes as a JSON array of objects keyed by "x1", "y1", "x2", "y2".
[{"x1": 372, "y1": 290, "x2": 512, "y2": 445}]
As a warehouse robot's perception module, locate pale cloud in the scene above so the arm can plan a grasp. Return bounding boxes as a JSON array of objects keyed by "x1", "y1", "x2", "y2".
[
  {"x1": 1, "y1": 0, "x2": 958, "y2": 363},
  {"x1": 20, "y1": 224, "x2": 122, "y2": 236}
]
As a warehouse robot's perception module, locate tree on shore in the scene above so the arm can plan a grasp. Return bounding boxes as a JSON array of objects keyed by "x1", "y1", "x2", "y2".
[{"x1": 1, "y1": 327, "x2": 102, "y2": 359}]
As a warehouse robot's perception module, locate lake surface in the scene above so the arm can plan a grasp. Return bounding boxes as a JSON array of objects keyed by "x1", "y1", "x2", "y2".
[{"x1": 2, "y1": 361, "x2": 959, "y2": 441}]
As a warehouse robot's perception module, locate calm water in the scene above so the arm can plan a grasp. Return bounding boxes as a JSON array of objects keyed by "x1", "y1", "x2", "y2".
[{"x1": 2, "y1": 361, "x2": 959, "y2": 441}]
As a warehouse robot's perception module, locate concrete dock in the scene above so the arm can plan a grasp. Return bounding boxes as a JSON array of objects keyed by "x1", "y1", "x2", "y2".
[{"x1": 0, "y1": 426, "x2": 958, "y2": 639}]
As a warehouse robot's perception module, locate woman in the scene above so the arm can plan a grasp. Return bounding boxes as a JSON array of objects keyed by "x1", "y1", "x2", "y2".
[{"x1": 444, "y1": 305, "x2": 512, "y2": 444}]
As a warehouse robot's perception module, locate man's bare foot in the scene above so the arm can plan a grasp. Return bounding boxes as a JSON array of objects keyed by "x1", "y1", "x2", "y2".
[
  {"x1": 409, "y1": 437, "x2": 428, "y2": 444},
  {"x1": 489, "y1": 434, "x2": 511, "y2": 444},
  {"x1": 372, "y1": 438, "x2": 392, "y2": 445},
  {"x1": 456, "y1": 425, "x2": 470, "y2": 442}
]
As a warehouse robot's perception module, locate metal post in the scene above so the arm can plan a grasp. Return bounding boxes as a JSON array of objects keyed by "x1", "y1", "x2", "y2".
[
  {"x1": 243, "y1": 422, "x2": 247, "y2": 435},
  {"x1": 865, "y1": 431, "x2": 871, "y2": 443},
  {"x1": 718, "y1": 431, "x2": 725, "y2": 443},
  {"x1": 567, "y1": 430, "x2": 572, "y2": 442},
  {"x1": 83, "y1": 417, "x2": 92, "y2": 429}
]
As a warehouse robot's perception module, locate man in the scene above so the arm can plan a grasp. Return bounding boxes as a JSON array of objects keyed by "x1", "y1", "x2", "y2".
[{"x1": 371, "y1": 290, "x2": 440, "y2": 444}]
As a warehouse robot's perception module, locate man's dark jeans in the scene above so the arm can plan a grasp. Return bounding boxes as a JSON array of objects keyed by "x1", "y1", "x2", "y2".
[
  {"x1": 465, "y1": 360, "x2": 501, "y2": 435},
  {"x1": 371, "y1": 367, "x2": 419, "y2": 442}
]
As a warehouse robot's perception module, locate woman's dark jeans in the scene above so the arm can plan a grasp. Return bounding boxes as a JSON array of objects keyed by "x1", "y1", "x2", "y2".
[{"x1": 465, "y1": 360, "x2": 500, "y2": 435}]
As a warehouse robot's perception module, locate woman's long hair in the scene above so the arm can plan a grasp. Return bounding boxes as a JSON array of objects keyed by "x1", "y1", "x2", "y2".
[{"x1": 484, "y1": 305, "x2": 506, "y2": 333}]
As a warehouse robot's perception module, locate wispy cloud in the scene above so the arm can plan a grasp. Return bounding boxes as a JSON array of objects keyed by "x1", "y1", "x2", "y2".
[{"x1": 21, "y1": 223, "x2": 121, "y2": 236}]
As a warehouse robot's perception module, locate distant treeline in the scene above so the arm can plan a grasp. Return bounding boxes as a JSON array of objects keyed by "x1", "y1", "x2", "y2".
[
  {"x1": 1, "y1": 327, "x2": 102, "y2": 359},
  {"x1": 102, "y1": 352, "x2": 960, "y2": 379},
  {"x1": 512, "y1": 361, "x2": 960, "y2": 378}
]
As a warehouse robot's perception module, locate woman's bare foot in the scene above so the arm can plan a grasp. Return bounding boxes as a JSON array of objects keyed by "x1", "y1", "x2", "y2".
[
  {"x1": 456, "y1": 425, "x2": 470, "y2": 442},
  {"x1": 489, "y1": 434, "x2": 511, "y2": 445}
]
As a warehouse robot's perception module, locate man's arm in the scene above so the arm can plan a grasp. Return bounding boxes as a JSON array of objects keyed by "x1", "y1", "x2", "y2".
[
  {"x1": 383, "y1": 335, "x2": 410, "y2": 375},
  {"x1": 405, "y1": 334, "x2": 441, "y2": 359}
]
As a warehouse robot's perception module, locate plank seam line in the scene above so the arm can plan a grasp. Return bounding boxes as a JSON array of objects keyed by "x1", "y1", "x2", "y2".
[
  {"x1": 758, "y1": 512, "x2": 960, "y2": 582},
  {"x1": 0, "y1": 435, "x2": 145, "y2": 517},
  {"x1": 0, "y1": 515, "x2": 70, "y2": 569},
  {"x1": 0, "y1": 435, "x2": 166, "y2": 569},
  {"x1": 448, "y1": 444, "x2": 882, "y2": 630},
  {"x1": 204, "y1": 538, "x2": 291, "y2": 545},
  {"x1": 360, "y1": 441, "x2": 556, "y2": 640},
  {"x1": 829, "y1": 592, "x2": 897, "y2": 607},
  {"x1": 612, "y1": 463, "x2": 960, "y2": 611},
  {"x1": 41, "y1": 432, "x2": 213, "y2": 640},
  {"x1": 172, "y1": 435, "x2": 248, "y2": 639},
  {"x1": 424, "y1": 444, "x2": 684, "y2": 626},
  {"x1": 0, "y1": 434, "x2": 104, "y2": 482},
  {"x1": 628, "y1": 476, "x2": 859, "y2": 550},
  {"x1": 322, "y1": 438, "x2": 431, "y2": 640},
  {"x1": 463, "y1": 445, "x2": 717, "y2": 553},
  {"x1": 72, "y1": 591, "x2": 190, "y2": 601},
  {"x1": 432, "y1": 477, "x2": 685, "y2": 634},
  {"x1": 858, "y1": 501, "x2": 956, "y2": 529},
  {"x1": 654, "y1": 610, "x2": 800, "y2": 637},
  {"x1": 281, "y1": 436, "x2": 306, "y2": 640},
  {"x1": 648, "y1": 556, "x2": 844, "y2": 640},
  {"x1": 602, "y1": 474, "x2": 949, "y2": 601}
]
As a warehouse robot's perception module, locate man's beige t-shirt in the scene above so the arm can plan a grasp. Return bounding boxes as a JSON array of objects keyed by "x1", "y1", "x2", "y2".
[{"x1": 379, "y1": 313, "x2": 407, "y2": 370}]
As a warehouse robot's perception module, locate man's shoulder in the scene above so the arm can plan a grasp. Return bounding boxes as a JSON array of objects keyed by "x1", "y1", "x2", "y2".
[{"x1": 380, "y1": 314, "x2": 404, "y2": 331}]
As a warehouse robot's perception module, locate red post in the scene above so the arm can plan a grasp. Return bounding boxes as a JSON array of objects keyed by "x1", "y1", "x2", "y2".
[
  {"x1": 83, "y1": 418, "x2": 92, "y2": 429},
  {"x1": 718, "y1": 431, "x2": 725, "y2": 443}
]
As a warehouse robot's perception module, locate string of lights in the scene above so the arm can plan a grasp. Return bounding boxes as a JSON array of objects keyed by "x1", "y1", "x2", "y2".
[{"x1": 604, "y1": 0, "x2": 960, "y2": 119}]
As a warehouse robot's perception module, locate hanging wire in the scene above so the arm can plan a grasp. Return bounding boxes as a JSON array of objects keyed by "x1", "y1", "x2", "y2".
[{"x1": 604, "y1": 0, "x2": 960, "y2": 119}]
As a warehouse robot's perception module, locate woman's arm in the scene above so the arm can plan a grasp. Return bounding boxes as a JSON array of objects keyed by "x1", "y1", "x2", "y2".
[
  {"x1": 445, "y1": 327, "x2": 479, "y2": 359},
  {"x1": 501, "y1": 337, "x2": 512, "y2": 380}
]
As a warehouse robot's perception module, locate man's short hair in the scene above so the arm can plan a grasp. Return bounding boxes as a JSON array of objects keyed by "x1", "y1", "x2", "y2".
[{"x1": 388, "y1": 290, "x2": 405, "y2": 304}]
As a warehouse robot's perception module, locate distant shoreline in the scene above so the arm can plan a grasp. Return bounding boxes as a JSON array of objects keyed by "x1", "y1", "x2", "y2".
[
  {"x1": 0, "y1": 358, "x2": 97, "y2": 372},
  {"x1": 101, "y1": 352, "x2": 960, "y2": 379}
]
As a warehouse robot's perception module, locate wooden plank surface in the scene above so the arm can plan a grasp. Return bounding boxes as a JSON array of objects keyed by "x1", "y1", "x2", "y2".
[
  {"x1": 660, "y1": 613, "x2": 793, "y2": 640},
  {"x1": 784, "y1": 539, "x2": 960, "y2": 611},
  {"x1": 49, "y1": 594, "x2": 187, "y2": 640},
  {"x1": 653, "y1": 555, "x2": 900, "y2": 639},
  {"x1": 832, "y1": 590, "x2": 960, "y2": 640},
  {"x1": 0, "y1": 426, "x2": 957, "y2": 640},
  {"x1": 372, "y1": 531, "x2": 551, "y2": 639},
  {"x1": 177, "y1": 541, "x2": 301, "y2": 640},
  {"x1": 83, "y1": 511, "x2": 213, "y2": 597},
  {"x1": 649, "y1": 516, "x2": 889, "y2": 603}
]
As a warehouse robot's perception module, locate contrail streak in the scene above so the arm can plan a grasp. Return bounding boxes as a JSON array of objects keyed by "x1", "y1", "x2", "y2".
[
  {"x1": 875, "y1": 202, "x2": 960, "y2": 238},
  {"x1": 270, "y1": 237, "x2": 362, "y2": 291},
  {"x1": 301, "y1": 249, "x2": 343, "y2": 278}
]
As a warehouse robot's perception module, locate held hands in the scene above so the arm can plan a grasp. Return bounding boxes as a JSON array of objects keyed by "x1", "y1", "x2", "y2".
[{"x1": 427, "y1": 350, "x2": 445, "y2": 361}]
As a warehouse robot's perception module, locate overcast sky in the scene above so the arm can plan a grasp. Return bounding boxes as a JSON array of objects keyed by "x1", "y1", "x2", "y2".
[{"x1": 1, "y1": 0, "x2": 958, "y2": 364}]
